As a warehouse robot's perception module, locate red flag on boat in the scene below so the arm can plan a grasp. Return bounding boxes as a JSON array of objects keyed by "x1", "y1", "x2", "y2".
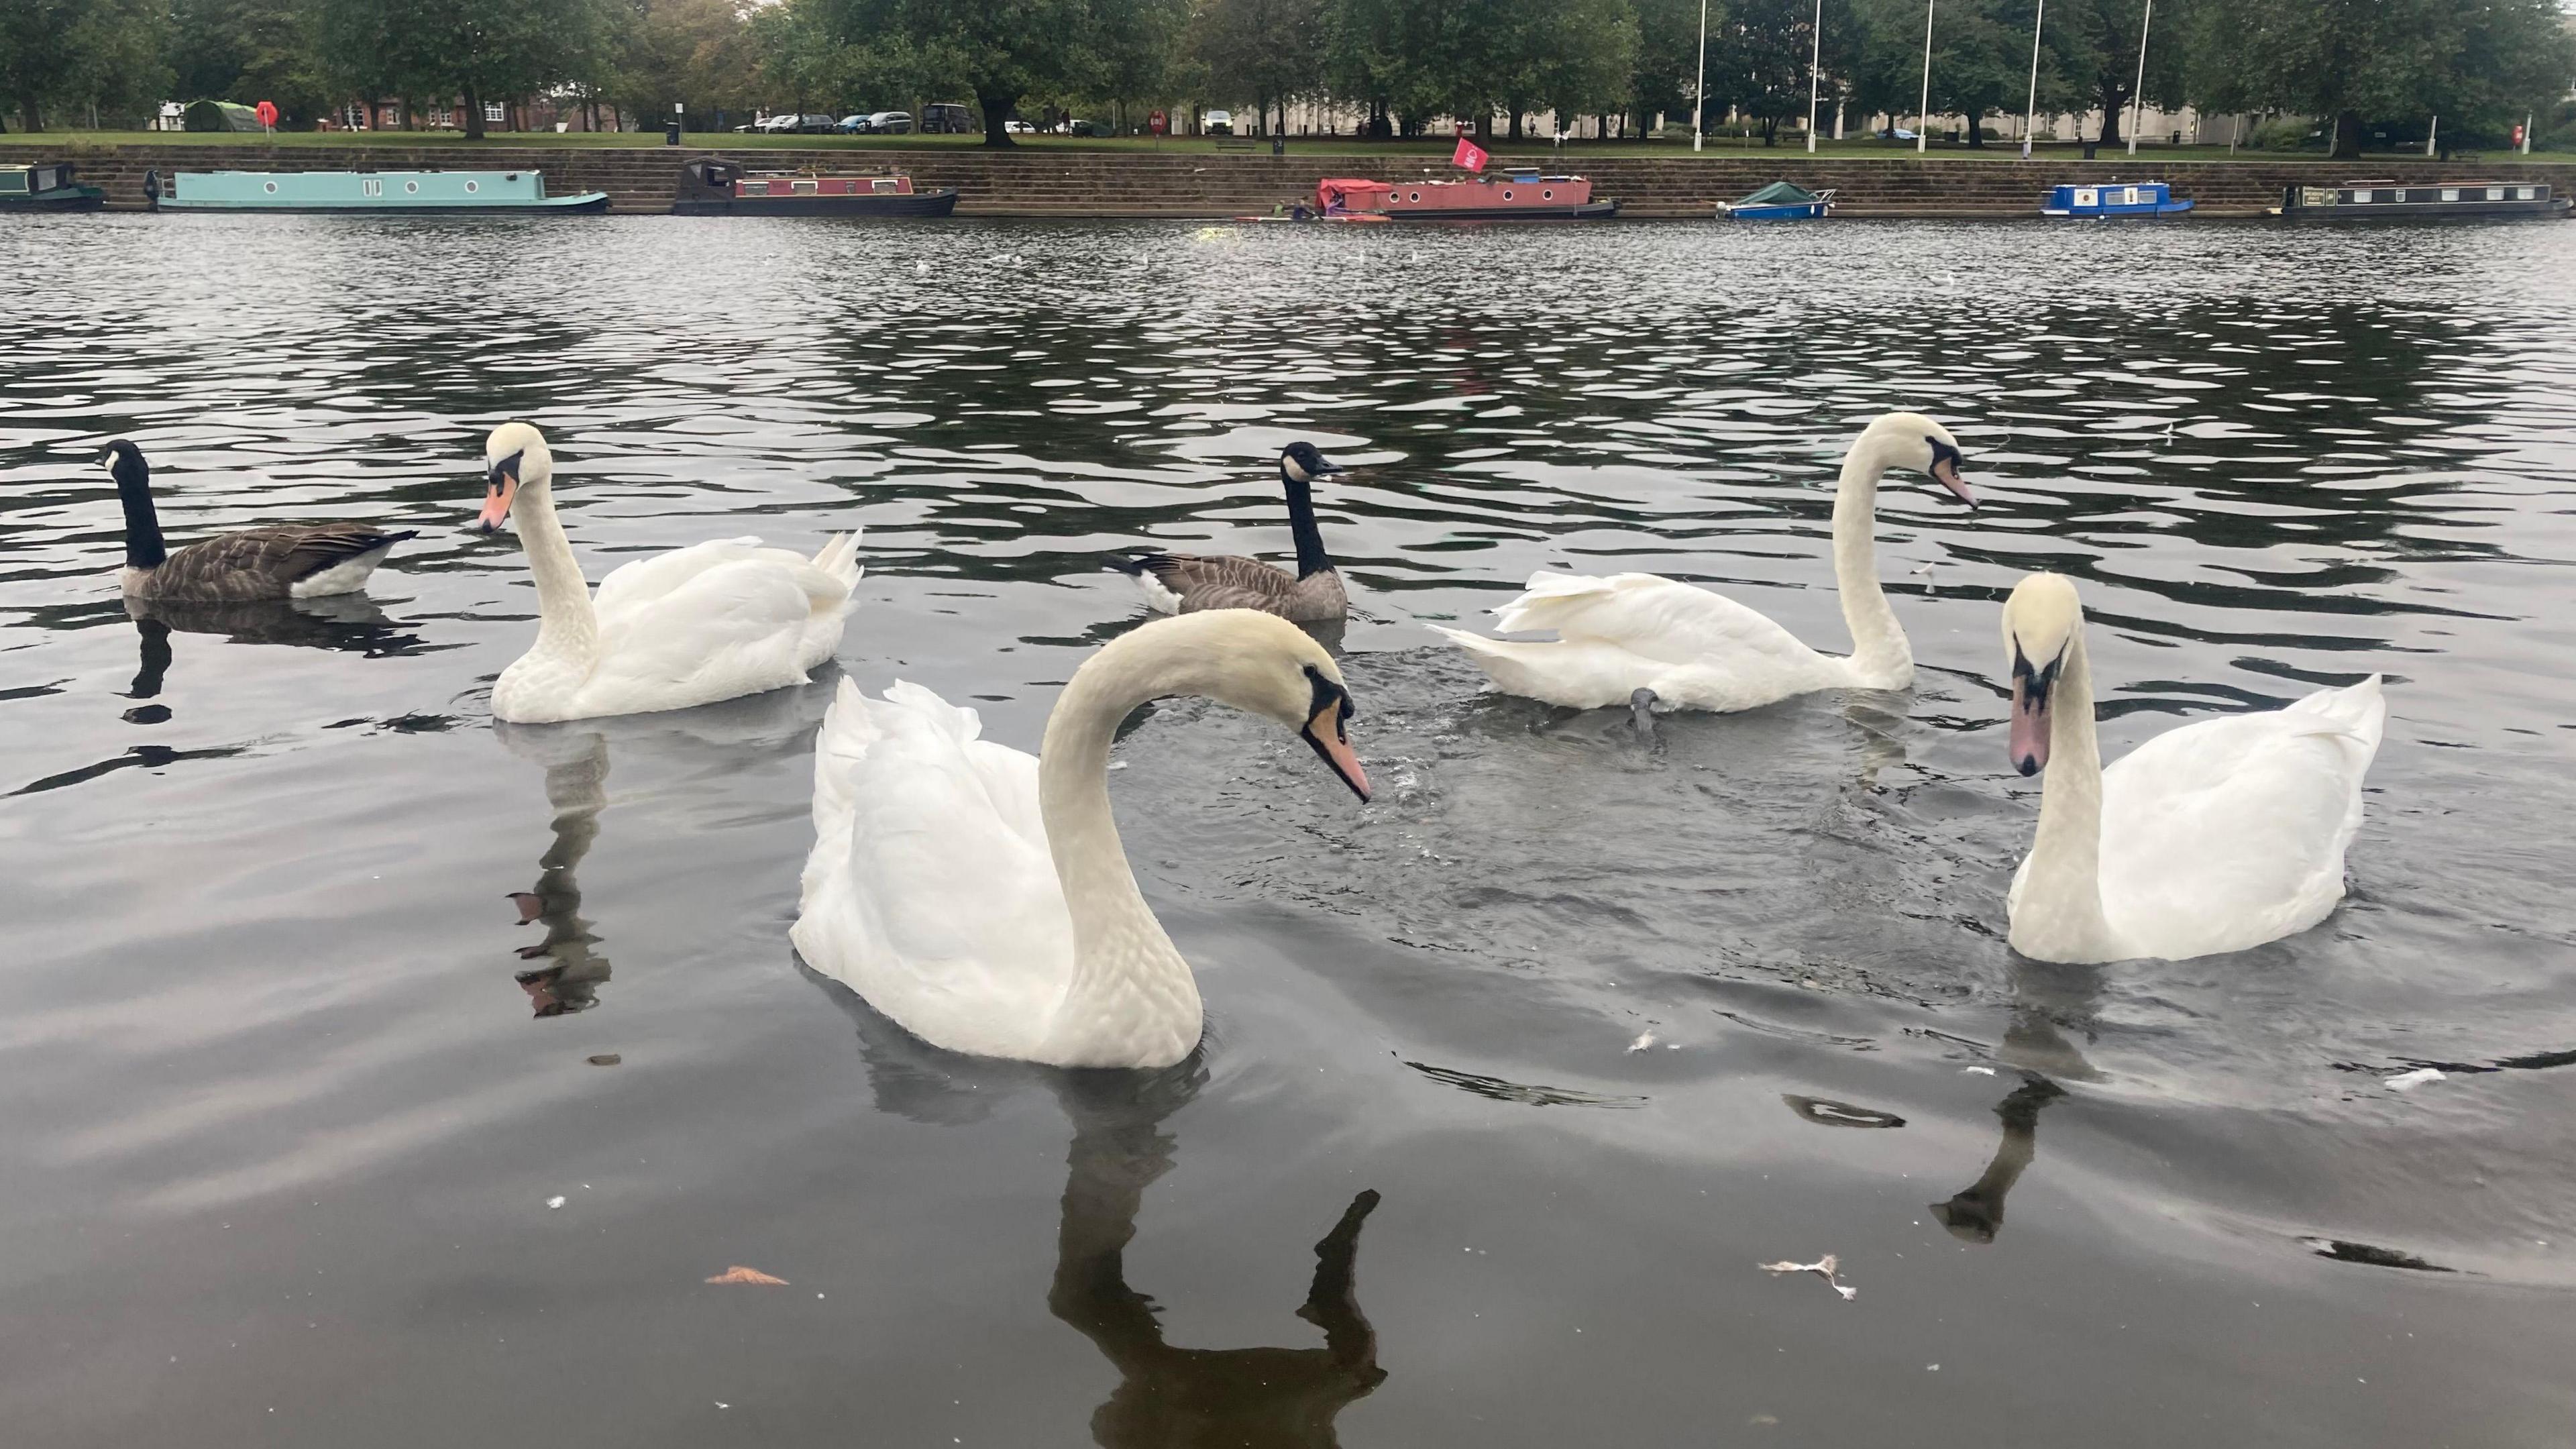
[{"x1": 1450, "y1": 134, "x2": 1488, "y2": 172}]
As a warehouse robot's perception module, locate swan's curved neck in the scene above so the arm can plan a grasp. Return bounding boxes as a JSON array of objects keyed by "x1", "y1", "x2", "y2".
[
  {"x1": 1831, "y1": 439, "x2": 1909, "y2": 682},
  {"x1": 512, "y1": 482, "x2": 598, "y2": 665},
  {"x1": 2015, "y1": 631, "x2": 2118, "y2": 959},
  {"x1": 1285, "y1": 476, "x2": 1332, "y2": 580},
  {"x1": 1036, "y1": 654, "x2": 1201, "y2": 1061}
]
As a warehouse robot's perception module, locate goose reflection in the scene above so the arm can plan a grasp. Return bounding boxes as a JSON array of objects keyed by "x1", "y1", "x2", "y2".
[
  {"x1": 1931, "y1": 1073, "x2": 2066, "y2": 1243},
  {"x1": 495, "y1": 724, "x2": 612, "y2": 1017},
  {"x1": 819, "y1": 992, "x2": 1388, "y2": 1447},
  {"x1": 121, "y1": 594, "x2": 427, "y2": 721}
]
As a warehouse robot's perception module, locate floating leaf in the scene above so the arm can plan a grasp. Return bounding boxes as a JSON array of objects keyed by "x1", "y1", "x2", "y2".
[{"x1": 705, "y1": 1265, "x2": 788, "y2": 1285}]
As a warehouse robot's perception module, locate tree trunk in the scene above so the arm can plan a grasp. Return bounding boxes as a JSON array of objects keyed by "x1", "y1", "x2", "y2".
[
  {"x1": 1507, "y1": 107, "x2": 1524, "y2": 142},
  {"x1": 464, "y1": 83, "x2": 485, "y2": 140},
  {"x1": 18, "y1": 97, "x2": 40, "y2": 132},
  {"x1": 1966, "y1": 116, "x2": 1984, "y2": 147},
  {"x1": 2330, "y1": 109, "x2": 2362, "y2": 159},
  {"x1": 2097, "y1": 86, "x2": 2125, "y2": 147},
  {"x1": 979, "y1": 89, "x2": 1017, "y2": 147}
]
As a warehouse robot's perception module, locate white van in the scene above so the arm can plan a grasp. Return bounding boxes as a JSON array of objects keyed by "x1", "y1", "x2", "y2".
[{"x1": 1203, "y1": 109, "x2": 1233, "y2": 136}]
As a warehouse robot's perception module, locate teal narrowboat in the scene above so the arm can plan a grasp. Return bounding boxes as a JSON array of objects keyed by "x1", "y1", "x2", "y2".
[
  {"x1": 1, "y1": 162, "x2": 106, "y2": 211},
  {"x1": 145, "y1": 169, "x2": 610, "y2": 213}
]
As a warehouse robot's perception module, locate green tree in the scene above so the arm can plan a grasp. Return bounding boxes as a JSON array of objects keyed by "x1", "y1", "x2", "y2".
[
  {"x1": 1191, "y1": 0, "x2": 1326, "y2": 134},
  {"x1": 2040, "y1": 0, "x2": 2182, "y2": 147},
  {"x1": 60, "y1": 0, "x2": 172, "y2": 127},
  {"x1": 820, "y1": 0, "x2": 1173, "y2": 146},
  {"x1": 313, "y1": 0, "x2": 594, "y2": 138},
  {"x1": 0, "y1": 0, "x2": 77, "y2": 129},
  {"x1": 168, "y1": 0, "x2": 329, "y2": 121},
  {"x1": 2190, "y1": 0, "x2": 2576, "y2": 158},
  {"x1": 1854, "y1": 0, "x2": 2020, "y2": 144}
]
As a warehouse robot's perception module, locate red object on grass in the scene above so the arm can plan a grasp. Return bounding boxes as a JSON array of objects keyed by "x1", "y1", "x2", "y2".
[
  {"x1": 1451, "y1": 135, "x2": 1488, "y2": 172},
  {"x1": 255, "y1": 100, "x2": 278, "y2": 128}
]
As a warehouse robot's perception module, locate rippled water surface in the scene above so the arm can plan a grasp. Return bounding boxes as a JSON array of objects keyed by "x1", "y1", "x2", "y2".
[{"x1": 5, "y1": 214, "x2": 2574, "y2": 1447}]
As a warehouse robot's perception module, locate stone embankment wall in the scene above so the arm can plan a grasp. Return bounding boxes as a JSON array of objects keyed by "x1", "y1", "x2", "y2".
[{"x1": 10, "y1": 140, "x2": 2576, "y2": 219}]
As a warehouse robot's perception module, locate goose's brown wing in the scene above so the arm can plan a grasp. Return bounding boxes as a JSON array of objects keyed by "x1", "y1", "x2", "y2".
[
  {"x1": 1131, "y1": 553, "x2": 1304, "y2": 614},
  {"x1": 152, "y1": 525, "x2": 413, "y2": 601}
]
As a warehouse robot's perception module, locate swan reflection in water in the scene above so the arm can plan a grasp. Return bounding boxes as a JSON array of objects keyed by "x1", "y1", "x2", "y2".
[
  {"x1": 822, "y1": 991, "x2": 1389, "y2": 1447},
  {"x1": 1933, "y1": 965, "x2": 2100, "y2": 1242},
  {"x1": 1931, "y1": 1073, "x2": 2067, "y2": 1243},
  {"x1": 488, "y1": 676, "x2": 837, "y2": 1019},
  {"x1": 494, "y1": 724, "x2": 613, "y2": 1017}
]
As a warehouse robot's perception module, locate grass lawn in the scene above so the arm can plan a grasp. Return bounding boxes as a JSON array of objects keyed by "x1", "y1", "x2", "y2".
[{"x1": 12, "y1": 127, "x2": 2572, "y2": 165}]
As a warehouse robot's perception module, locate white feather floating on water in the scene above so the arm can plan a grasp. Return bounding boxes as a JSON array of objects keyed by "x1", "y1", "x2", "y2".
[
  {"x1": 1760, "y1": 1254, "x2": 1856, "y2": 1301},
  {"x1": 2386, "y1": 1067, "x2": 2446, "y2": 1091},
  {"x1": 1627, "y1": 1030, "x2": 1656, "y2": 1052}
]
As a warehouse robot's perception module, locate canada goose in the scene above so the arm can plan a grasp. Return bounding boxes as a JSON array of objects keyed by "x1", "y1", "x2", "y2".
[
  {"x1": 1110, "y1": 441, "x2": 1349, "y2": 622},
  {"x1": 102, "y1": 440, "x2": 414, "y2": 602}
]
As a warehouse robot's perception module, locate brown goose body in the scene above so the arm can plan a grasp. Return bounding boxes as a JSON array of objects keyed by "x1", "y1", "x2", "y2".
[
  {"x1": 1117, "y1": 553, "x2": 1348, "y2": 621},
  {"x1": 124, "y1": 524, "x2": 415, "y2": 602},
  {"x1": 101, "y1": 439, "x2": 412, "y2": 603}
]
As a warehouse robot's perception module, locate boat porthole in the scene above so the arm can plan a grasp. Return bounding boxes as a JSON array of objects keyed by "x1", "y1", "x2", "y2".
[
  {"x1": 1409, "y1": 191, "x2": 1421, "y2": 202},
  {"x1": 405, "y1": 181, "x2": 419, "y2": 193},
  {"x1": 262, "y1": 181, "x2": 277, "y2": 193},
  {"x1": 464, "y1": 180, "x2": 478, "y2": 193},
  {"x1": 1543, "y1": 189, "x2": 1554, "y2": 199},
  {"x1": 1503, "y1": 190, "x2": 1513, "y2": 199}
]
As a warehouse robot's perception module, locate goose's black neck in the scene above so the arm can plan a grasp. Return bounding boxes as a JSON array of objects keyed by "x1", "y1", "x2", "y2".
[
  {"x1": 113, "y1": 450, "x2": 166, "y2": 570},
  {"x1": 1283, "y1": 474, "x2": 1333, "y2": 580}
]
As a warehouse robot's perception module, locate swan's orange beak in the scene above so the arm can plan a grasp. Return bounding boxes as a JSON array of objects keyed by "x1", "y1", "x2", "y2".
[
  {"x1": 1931, "y1": 452, "x2": 1975, "y2": 507},
  {"x1": 476, "y1": 451, "x2": 521, "y2": 533},
  {"x1": 2008, "y1": 654, "x2": 2053, "y2": 776},
  {"x1": 1302, "y1": 701, "x2": 1369, "y2": 802}
]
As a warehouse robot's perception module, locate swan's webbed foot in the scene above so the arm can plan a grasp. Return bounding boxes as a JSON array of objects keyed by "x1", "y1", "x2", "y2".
[{"x1": 1629, "y1": 688, "x2": 1661, "y2": 738}]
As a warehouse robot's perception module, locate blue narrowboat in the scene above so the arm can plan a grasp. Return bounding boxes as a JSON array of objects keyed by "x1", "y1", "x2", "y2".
[
  {"x1": 2042, "y1": 180, "x2": 2193, "y2": 219},
  {"x1": 1721, "y1": 181, "x2": 1834, "y2": 221},
  {"x1": 145, "y1": 169, "x2": 610, "y2": 213}
]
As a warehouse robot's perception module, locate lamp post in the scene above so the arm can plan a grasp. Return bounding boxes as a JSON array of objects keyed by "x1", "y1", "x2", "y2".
[
  {"x1": 2021, "y1": 0, "x2": 2044, "y2": 160},
  {"x1": 1693, "y1": 0, "x2": 1709, "y2": 153},
  {"x1": 2124, "y1": 0, "x2": 2151, "y2": 157},
  {"x1": 1806, "y1": 0, "x2": 1823, "y2": 154},
  {"x1": 1917, "y1": 0, "x2": 1934, "y2": 155}
]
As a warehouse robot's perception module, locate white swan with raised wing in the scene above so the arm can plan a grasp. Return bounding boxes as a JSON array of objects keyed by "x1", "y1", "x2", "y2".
[
  {"x1": 1998, "y1": 572, "x2": 2386, "y2": 964},
  {"x1": 1429, "y1": 412, "x2": 1974, "y2": 715},
  {"x1": 792, "y1": 610, "x2": 1372, "y2": 1069},
  {"x1": 473, "y1": 423, "x2": 861, "y2": 724}
]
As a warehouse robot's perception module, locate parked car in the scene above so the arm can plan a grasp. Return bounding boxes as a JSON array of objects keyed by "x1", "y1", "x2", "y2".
[
  {"x1": 920, "y1": 103, "x2": 976, "y2": 134},
  {"x1": 1055, "y1": 118, "x2": 1097, "y2": 137},
  {"x1": 836, "y1": 113, "x2": 871, "y2": 133},
  {"x1": 1203, "y1": 109, "x2": 1232, "y2": 136},
  {"x1": 1004, "y1": 119, "x2": 1036, "y2": 134},
  {"x1": 858, "y1": 110, "x2": 912, "y2": 134},
  {"x1": 748, "y1": 113, "x2": 801, "y2": 133}
]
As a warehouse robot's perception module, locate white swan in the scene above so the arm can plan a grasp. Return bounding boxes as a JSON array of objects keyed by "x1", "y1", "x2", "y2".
[
  {"x1": 472, "y1": 423, "x2": 861, "y2": 724},
  {"x1": 792, "y1": 610, "x2": 1371, "y2": 1069},
  {"x1": 1998, "y1": 572, "x2": 2386, "y2": 964},
  {"x1": 1429, "y1": 412, "x2": 1974, "y2": 714}
]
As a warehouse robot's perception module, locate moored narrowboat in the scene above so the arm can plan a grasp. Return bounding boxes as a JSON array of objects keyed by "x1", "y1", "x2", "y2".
[
  {"x1": 2043, "y1": 181, "x2": 2194, "y2": 219},
  {"x1": 0, "y1": 161, "x2": 105, "y2": 211},
  {"x1": 146, "y1": 170, "x2": 609, "y2": 213},
  {"x1": 2271, "y1": 180, "x2": 2570, "y2": 220},
  {"x1": 670, "y1": 158, "x2": 959, "y2": 216},
  {"x1": 1323, "y1": 169, "x2": 1618, "y2": 221},
  {"x1": 1721, "y1": 181, "x2": 1834, "y2": 220}
]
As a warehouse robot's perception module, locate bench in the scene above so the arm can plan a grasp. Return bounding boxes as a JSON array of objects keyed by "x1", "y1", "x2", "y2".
[{"x1": 1212, "y1": 136, "x2": 1260, "y2": 152}]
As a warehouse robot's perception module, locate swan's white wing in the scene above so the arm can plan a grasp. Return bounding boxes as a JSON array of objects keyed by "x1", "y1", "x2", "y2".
[
  {"x1": 573, "y1": 558, "x2": 821, "y2": 715},
  {"x1": 792, "y1": 680, "x2": 1071, "y2": 1061},
  {"x1": 1433, "y1": 571, "x2": 1841, "y2": 711},
  {"x1": 2097, "y1": 676, "x2": 2385, "y2": 957},
  {"x1": 594, "y1": 535, "x2": 858, "y2": 627}
]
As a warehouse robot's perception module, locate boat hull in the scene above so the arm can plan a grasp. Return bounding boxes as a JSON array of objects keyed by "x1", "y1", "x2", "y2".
[
  {"x1": 147, "y1": 170, "x2": 608, "y2": 213},
  {"x1": 0, "y1": 189, "x2": 105, "y2": 211},
  {"x1": 1722, "y1": 202, "x2": 1828, "y2": 220},
  {"x1": 1385, "y1": 200, "x2": 1619, "y2": 221},
  {"x1": 671, "y1": 189, "x2": 958, "y2": 217},
  {"x1": 2042, "y1": 182, "x2": 2193, "y2": 219}
]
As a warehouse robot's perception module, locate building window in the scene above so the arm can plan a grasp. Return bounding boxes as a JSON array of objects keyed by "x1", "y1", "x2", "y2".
[{"x1": 485, "y1": 103, "x2": 506, "y2": 124}]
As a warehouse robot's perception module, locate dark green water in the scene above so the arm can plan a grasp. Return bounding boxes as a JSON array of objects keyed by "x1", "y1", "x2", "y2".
[{"x1": 3, "y1": 213, "x2": 2571, "y2": 1447}]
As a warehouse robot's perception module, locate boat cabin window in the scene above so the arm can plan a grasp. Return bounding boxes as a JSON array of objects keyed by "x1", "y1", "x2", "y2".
[
  {"x1": 792, "y1": 179, "x2": 818, "y2": 193},
  {"x1": 741, "y1": 181, "x2": 769, "y2": 195},
  {"x1": 2441, "y1": 189, "x2": 2459, "y2": 202},
  {"x1": 872, "y1": 179, "x2": 899, "y2": 193},
  {"x1": 2517, "y1": 186, "x2": 2535, "y2": 201}
]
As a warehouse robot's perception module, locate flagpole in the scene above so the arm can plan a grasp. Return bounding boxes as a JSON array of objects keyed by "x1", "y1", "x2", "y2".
[
  {"x1": 2021, "y1": 0, "x2": 2043, "y2": 160},
  {"x1": 2125, "y1": 0, "x2": 2151, "y2": 157},
  {"x1": 1917, "y1": 0, "x2": 1934, "y2": 155},
  {"x1": 1807, "y1": 0, "x2": 1823, "y2": 153},
  {"x1": 1693, "y1": 0, "x2": 1709, "y2": 153}
]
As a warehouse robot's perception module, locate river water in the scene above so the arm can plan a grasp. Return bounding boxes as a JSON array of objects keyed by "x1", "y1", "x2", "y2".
[{"x1": 3, "y1": 213, "x2": 2571, "y2": 1447}]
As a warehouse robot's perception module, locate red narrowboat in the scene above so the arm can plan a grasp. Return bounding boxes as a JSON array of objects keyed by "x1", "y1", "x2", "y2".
[
  {"x1": 672, "y1": 158, "x2": 960, "y2": 217},
  {"x1": 1318, "y1": 170, "x2": 1618, "y2": 221}
]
